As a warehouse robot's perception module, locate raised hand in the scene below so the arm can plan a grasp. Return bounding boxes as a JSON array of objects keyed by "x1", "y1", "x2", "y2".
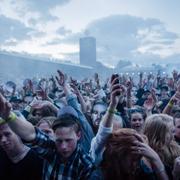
[
  {"x1": 0, "y1": 93, "x2": 11, "y2": 119},
  {"x1": 143, "y1": 95, "x2": 155, "y2": 111},
  {"x1": 110, "y1": 74, "x2": 126, "y2": 108},
  {"x1": 56, "y1": 70, "x2": 71, "y2": 95},
  {"x1": 70, "y1": 83, "x2": 80, "y2": 96},
  {"x1": 56, "y1": 70, "x2": 66, "y2": 87},
  {"x1": 131, "y1": 139, "x2": 161, "y2": 163}
]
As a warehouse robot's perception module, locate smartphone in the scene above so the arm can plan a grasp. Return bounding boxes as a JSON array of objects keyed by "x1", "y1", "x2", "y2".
[
  {"x1": 111, "y1": 74, "x2": 119, "y2": 84},
  {"x1": 111, "y1": 74, "x2": 120, "y2": 96}
]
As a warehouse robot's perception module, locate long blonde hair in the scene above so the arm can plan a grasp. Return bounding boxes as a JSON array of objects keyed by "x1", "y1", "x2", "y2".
[{"x1": 144, "y1": 114, "x2": 180, "y2": 167}]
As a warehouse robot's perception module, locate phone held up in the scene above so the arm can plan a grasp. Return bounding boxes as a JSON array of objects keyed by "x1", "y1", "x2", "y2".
[{"x1": 111, "y1": 74, "x2": 120, "y2": 96}]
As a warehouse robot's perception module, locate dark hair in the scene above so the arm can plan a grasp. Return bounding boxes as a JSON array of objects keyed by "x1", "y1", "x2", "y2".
[
  {"x1": 32, "y1": 106, "x2": 57, "y2": 117},
  {"x1": 160, "y1": 85, "x2": 169, "y2": 91},
  {"x1": 52, "y1": 114, "x2": 81, "y2": 133},
  {"x1": 127, "y1": 106, "x2": 146, "y2": 120},
  {"x1": 91, "y1": 101, "x2": 108, "y2": 114}
]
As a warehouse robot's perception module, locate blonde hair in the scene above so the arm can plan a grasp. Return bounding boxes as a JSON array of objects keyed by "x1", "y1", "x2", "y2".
[{"x1": 144, "y1": 114, "x2": 180, "y2": 167}]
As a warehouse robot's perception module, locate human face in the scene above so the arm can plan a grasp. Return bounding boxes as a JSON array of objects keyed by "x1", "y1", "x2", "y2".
[
  {"x1": 130, "y1": 113, "x2": 144, "y2": 133},
  {"x1": 161, "y1": 89, "x2": 168, "y2": 98},
  {"x1": 91, "y1": 104, "x2": 107, "y2": 128},
  {"x1": 0, "y1": 124, "x2": 21, "y2": 153},
  {"x1": 34, "y1": 109, "x2": 43, "y2": 118},
  {"x1": 174, "y1": 118, "x2": 180, "y2": 139},
  {"x1": 54, "y1": 127, "x2": 81, "y2": 160},
  {"x1": 38, "y1": 122, "x2": 54, "y2": 138}
]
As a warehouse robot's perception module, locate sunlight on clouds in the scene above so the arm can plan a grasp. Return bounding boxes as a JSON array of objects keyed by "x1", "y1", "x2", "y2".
[{"x1": 0, "y1": 0, "x2": 180, "y2": 66}]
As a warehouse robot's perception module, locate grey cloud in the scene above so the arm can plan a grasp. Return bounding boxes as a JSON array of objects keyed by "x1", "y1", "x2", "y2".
[
  {"x1": 56, "y1": 27, "x2": 72, "y2": 36},
  {"x1": 75, "y1": 15, "x2": 178, "y2": 66},
  {"x1": 40, "y1": 14, "x2": 179, "y2": 67},
  {"x1": 8, "y1": 0, "x2": 71, "y2": 25},
  {"x1": 0, "y1": 15, "x2": 34, "y2": 44},
  {"x1": 25, "y1": 0, "x2": 71, "y2": 12},
  {"x1": 138, "y1": 25, "x2": 178, "y2": 46},
  {"x1": 23, "y1": 0, "x2": 71, "y2": 21},
  {"x1": 43, "y1": 14, "x2": 179, "y2": 66},
  {"x1": 84, "y1": 15, "x2": 178, "y2": 58}
]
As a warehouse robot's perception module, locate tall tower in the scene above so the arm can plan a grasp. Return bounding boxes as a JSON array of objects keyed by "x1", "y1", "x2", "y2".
[{"x1": 79, "y1": 37, "x2": 96, "y2": 67}]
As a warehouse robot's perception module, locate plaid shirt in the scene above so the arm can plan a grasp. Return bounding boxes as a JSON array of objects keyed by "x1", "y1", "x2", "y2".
[{"x1": 29, "y1": 128, "x2": 95, "y2": 180}]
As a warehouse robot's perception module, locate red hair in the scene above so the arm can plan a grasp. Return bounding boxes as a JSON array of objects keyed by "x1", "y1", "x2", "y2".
[{"x1": 102, "y1": 128, "x2": 144, "y2": 179}]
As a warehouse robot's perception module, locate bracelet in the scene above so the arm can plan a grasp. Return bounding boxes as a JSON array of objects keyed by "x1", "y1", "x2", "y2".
[
  {"x1": 0, "y1": 112, "x2": 17, "y2": 124},
  {"x1": 168, "y1": 101, "x2": 174, "y2": 108},
  {"x1": 6, "y1": 112, "x2": 17, "y2": 123},
  {"x1": 0, "y1": 117, "x2": 6, "y2": 125},
  {"x1": 108, "y1": 108, "x2": 117, "y2": 115}
]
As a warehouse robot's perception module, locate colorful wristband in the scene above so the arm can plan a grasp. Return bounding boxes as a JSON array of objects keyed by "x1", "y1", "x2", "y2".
[
  {"x1": 0, "y1": 112, "x2": 17, "y2": 125},
  {"x1": 6, "y1": 112, "x2": 17, "y2": 123},
  {"x1": 108, "y1": 108, "x2": 117, "y2": 115},
  {"x1": 0, "y1": 117, "x2": 6, "y2": 125},
  {"x1": 168, "y1": 101, "x2": 173, "y2": 108}
]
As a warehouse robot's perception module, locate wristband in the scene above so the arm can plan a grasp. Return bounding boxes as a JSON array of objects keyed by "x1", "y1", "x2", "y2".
[
  {"x1": 168, "y1": 101, "x2": 174, "y2": 108},
  {"x1": 6, "y1": 112, "x2": 17, "y2": 123},
  {"x1": 0, "y1": 117, "x2": 6, "y2": 125},
  {"x1": 108, "y1": 108, "x2": 117, "y2": 115},
  {"x1": 0, "y1": 112, "x2": 17, "y2": 125}
]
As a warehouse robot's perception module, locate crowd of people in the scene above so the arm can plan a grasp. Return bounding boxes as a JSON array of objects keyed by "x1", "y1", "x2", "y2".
[{"x1": 0, "y1": 69, "x2": 180, "y2": 180}]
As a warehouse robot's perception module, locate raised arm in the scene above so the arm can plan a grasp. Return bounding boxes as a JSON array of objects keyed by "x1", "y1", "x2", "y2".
[
  {"x1": 56, "y1": 70, "x2": 94, "y2": 152},
  {"x1": 90, "y1": 74, "x2": 124, "y2": 164},
  {"x1": 162, "y1": 93, "x2": 179, "y2": 115},
  {"x1": 70, "y1": 83, "x2": 88, "y2": 113},
  {"x1": 0, "y1": 93, "x2": 36, "y2": 141}
]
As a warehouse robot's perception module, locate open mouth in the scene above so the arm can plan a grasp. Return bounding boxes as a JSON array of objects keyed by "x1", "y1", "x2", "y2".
[{"x1": 93, "y1": 119, "x2": 101, "y2": 126}]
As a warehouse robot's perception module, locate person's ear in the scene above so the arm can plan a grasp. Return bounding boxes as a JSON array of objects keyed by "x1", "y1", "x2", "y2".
[{"x1": 76, "y1": 131, "x2": 81, "y2": 140}]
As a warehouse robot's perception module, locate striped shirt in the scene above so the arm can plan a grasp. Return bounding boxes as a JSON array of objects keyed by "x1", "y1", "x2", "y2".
[{"x1": 29, "y1": 128, "x2": 95, "y2": 180}]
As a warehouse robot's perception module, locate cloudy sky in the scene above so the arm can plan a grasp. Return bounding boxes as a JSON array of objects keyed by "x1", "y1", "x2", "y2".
[{"x1": 0, "y1": 0, "x2": 180, "y2": 67}]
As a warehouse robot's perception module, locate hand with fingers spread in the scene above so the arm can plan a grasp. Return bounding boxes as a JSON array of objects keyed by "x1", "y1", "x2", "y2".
[
  {"x1": 36, "y1": 85, "x2": 48, "y2": 100},
  {"x1": 143, "y1": 95, "x2": 155, "y2": 111},
  {"x1": 130, "y1": 134, "x2": 168, "y2": 180},
  {"x1": 131, "y1": 139, "x2": 160, "y2": 163},
  {"x1": 70, "y1": 83, "x2": 80, "y2": 96},
  {"x1": 56, "y1": 70, "x2": 66, "y2": 87},
  {"x1": 55, "y1": 70, "x2": 72, "y2": 96}
]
